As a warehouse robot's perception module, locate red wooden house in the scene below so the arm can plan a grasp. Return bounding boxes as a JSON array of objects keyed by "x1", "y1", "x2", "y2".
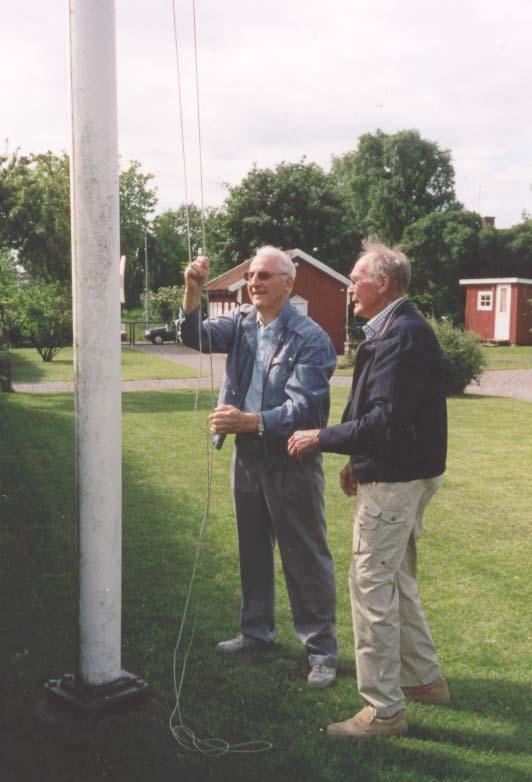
[
  {"x1": 205, "y1": 249, "x2": 351, "y2": 354},
  {"x1": 459, "y1": 277, "x2": 532, "y2": 345}
]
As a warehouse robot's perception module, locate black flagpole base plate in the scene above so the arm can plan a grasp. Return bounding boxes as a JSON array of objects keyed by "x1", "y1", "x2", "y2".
[{"x1": 44, "y1": 670, "x2": 148, "y2": 717}]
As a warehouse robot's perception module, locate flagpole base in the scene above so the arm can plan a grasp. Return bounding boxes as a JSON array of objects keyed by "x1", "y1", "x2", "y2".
[{"x1": 44, "y1": 671, "x2": 148, "y2": 716}]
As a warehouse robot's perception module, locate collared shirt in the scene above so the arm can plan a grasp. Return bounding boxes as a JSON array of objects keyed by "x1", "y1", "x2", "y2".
[
  {"x1": 178, "y1": 298, "x2": 336, "y2": 444},
  {"x1": 362, "y1": 297, "x2": 406, "y2": 340},
  {"x1": 242, "y1": 315, "x2": 279, "y2": 412}
]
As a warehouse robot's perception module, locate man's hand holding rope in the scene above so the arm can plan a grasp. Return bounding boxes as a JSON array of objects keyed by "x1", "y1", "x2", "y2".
[
  {"x1": 209, "y1": 405, "x2": 261, "y2": 435},
  {"x1": 183, "y1": 255, "x2": 209, "y2": 313}
]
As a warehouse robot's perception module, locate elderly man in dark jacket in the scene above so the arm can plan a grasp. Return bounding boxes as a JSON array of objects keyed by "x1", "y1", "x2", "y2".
[
  {"x1": 179, "y1": 246, "x2": 339, "y2": 689},
  {"x1": 289, "y1": 240, "x2": 449, "y2": 738}
]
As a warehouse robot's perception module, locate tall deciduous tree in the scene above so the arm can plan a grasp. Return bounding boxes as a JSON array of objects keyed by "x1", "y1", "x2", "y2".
[
  {"x1": 0, "y1": 152, "x2": 158, "y2": 305},
  {"x1": 332, "y1": 130, "x2": 458, "y2": 244},
  {"x1": 221, "y1": 160, "x2": 359, "y2": 272},
  {"x1": 149, "y1": 204, "x2": 228, "y2": 291},
  {"x1": 401, "y1": 209, "x2": 483, "y2": 322},
  {"x1": 0, "y1": 151, "x2": 71, "y2": 282},
  {"x1": 120, "y1": 160, "x2": 157, "y2": 307}
]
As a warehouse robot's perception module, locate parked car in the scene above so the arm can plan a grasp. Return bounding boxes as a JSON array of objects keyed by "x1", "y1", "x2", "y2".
[{"x1": 144, "y1": 323, "x2": 177, "y2": 345}]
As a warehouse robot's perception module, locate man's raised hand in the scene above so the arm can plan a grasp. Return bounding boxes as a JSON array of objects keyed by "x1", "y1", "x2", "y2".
[{"x1": 183, "y1": 255, "x2": 209, "y2": 313}]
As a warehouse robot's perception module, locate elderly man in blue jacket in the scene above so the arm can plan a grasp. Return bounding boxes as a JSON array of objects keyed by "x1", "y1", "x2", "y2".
[
  {"x1": 179, "y1": 246, "x2": 339, "y2": 688},
  {"x1": 289, "y1": 240, "x2": 449, "y2": 737}
]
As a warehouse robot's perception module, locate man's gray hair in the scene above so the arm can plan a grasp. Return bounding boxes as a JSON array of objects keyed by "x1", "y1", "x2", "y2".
[
  {"x1": 254, "y1": 245, "x2": 297, "y2": 280},
  {"x1": 360, "y1": 239, "x2": 411, "y2": 292}
]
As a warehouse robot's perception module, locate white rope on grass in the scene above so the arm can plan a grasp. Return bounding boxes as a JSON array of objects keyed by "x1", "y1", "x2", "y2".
[{"x1": 167, "y1": 0, "x2": 272, "y2": 756}]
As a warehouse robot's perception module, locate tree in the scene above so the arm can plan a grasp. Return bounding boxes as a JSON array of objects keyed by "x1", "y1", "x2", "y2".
[
  {"x1": 150, "y1": 204, "x2": 230, "y2": 289},
  {"x1": 221, "y1": 160, "x2": 359, "y2": 272},
  {"x1": 0, "y1": 249, "x2": 17, "y2": 390},
  {"x1": 504, "y1": 220, "x2": 532, "y2": 278},
  {"x1": 0, "y1": 249, "x2": 18, "y2": 330},
  {"x1": 0, "y1": 152, "x2": 159, "y2": 304},
  {"x1": 6, "y1": 279, "x2": 72, "y2": 361},
  {"x1": 332, "y1": 130, "x2": 458, "y2": 244},
  {"x1": 0, "y1": 151, "x2": 71, "y2": 282},
  {"x1": 402, "y1": 210, "x2": 483, "y2": 322},
  {"x1": 119, "y1": 161, "x2": 158, "y2": 308},
  {"x1": 146, "y1": 285, "x2": 184, "y2": 322}
]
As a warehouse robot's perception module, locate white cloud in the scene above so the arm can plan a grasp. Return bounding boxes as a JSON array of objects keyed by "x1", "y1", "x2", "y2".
[{"x1": 2, "y1": 0, "x2": 532, "y2": 227}]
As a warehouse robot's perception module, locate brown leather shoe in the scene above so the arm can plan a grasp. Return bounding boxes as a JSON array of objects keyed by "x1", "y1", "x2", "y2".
[
  {"x1": 326, "y1": 706, "x2": 408, "y2": 739},
  {"x1": 401, "y1": 677, "x2": 450, "y2": 705}
]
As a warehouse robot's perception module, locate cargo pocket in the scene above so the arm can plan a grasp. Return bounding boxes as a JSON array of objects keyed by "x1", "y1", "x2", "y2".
[{"x1": 354, "y1": 496, "x2": 381, "y2": 555}]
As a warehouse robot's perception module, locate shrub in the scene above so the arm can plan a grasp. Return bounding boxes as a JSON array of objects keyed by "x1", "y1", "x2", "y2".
[
  {"x1": 429, "y1": 318, "x2": 486, "y2": 395},
  {"x1": 5, "y1": 280, "x2": 72, "y2": 361},
  {"x1": 142, "y1": 285, "x2": 184, "y2": 323}
]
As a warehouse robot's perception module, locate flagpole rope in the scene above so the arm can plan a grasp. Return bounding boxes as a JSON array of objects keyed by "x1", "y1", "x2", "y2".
[{"x1": 167, "y1": 0, "x2": 272, "y2": 756}]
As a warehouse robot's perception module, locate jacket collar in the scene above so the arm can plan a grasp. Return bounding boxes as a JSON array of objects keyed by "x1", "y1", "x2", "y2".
[{"x1": 241, "y1": 297, "x2": 293, "y2": 354}]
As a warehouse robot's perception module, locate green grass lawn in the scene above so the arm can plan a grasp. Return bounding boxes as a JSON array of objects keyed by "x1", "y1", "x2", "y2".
[
  {"x1": 9, "y1": 347, "x2": 199, "y2": 382},
  {"x1": 335, "y1": 345, "x2": 532, "y2": 377},
  {"x1": 1, "y1": 389, "x2": 531, "y2": 782},
  {"x1": 480, "y1": 345, "x2": 532, "y2": 370}
]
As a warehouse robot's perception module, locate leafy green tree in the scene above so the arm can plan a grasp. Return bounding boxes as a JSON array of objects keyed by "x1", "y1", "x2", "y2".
[
  {"x1": 150, "y1": 209, "x2": 189, "y2": 290},
  {"x1": 0, "y1": 152, "x2": 158, "y2": 305},
  {"x1": 6, "y1": 279, "x2": 72, "y2": 361},
  {"x1": 504, "y1": 220, "x2": 532, "y2": 277},
  {"x1": 0, "y1": 151, "x2": 71, "y2": 282},
  {"x1": 145, "y1": 285, "x2": 184, "y2": 322},
  {"x1": 402, "y1": 210, "x2": 483, "y2": 323},
  {"x1": 0, "y1": 249, "x2": 18, "y2": 330},
  {"x1": 0, "y1": 250, "x2": 17, "y2": 390},
  {"x1": 332, "y1": 130, "x2": 458, "y2": 244},
  {"x1": 221, "y1": 160, "x2": 359, "y2": 272},
  {"x1": 120, "y1": 161, "x2": 157, "y2": 308},
  {"x1": 150, "y1": 204, "x2": 230, "y2": 289}
]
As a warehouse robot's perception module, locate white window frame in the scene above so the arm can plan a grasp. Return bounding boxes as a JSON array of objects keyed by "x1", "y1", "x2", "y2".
[{"x1": 477, "y1": 291, "x2": 493, "y2": 311}]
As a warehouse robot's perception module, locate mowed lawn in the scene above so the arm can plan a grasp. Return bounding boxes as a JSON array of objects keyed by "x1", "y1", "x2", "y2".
[
  {"x1": 480, "y1": 345, "x2": 532, "y2": 370},
  {"x1": 9, "y1": 347, "x2": 199, "y2": 382},
  {"x1": 335, "y1": 344, "x2": 532, "y2": 377},
  {"x1": 0, "y1": 388, "x2": 531, "y2": 782}
]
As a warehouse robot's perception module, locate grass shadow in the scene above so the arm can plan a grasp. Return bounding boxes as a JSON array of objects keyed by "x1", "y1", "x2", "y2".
[
  {"x1": 1, "y1": 391, "x2": 531, "y2": 782},
  {"x1": 9, "y1": 349, "x2": 62, "y2": 382}
]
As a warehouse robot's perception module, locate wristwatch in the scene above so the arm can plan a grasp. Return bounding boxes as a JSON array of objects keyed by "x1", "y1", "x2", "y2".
[{"x1": 258, "y1": 414, "x2": 265, "y2": 435}]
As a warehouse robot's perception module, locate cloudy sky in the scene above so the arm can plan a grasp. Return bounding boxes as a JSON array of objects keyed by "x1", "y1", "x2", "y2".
[{"x1": 3, "y1": 0, "x2": 532, "y2": 228}]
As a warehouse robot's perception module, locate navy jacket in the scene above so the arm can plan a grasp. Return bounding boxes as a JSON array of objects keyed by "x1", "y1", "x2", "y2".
[
  {"x1": 178, "y1": 300, "x2": 337, "y2": 452},
  {"x1": 319, "y1": 301, "x2": 447, "y2": 483}
]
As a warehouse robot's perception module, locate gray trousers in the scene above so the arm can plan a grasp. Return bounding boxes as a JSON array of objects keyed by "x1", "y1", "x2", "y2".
[
  {"x1": 231, "y1": 436, "x2": 339, "y2": 667},
  {"x1": 350, "y1": 477, "x2": 444, "y2": 717}
]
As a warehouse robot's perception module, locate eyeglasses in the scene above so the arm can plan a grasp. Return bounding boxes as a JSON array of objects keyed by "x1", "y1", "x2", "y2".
[{"x1": 243, "y1": 270, "x2": 289, "y2": 282}]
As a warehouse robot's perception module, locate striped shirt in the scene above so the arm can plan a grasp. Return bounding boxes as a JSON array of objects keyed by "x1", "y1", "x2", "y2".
[{"x1": 362, "y1": 297, "x2": 406, "y2": 340}]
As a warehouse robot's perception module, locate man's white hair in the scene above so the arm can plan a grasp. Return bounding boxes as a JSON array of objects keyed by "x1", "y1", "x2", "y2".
[
  {"x1": 360, "y1": 238, "x2": 411, "y2": 292},
  {"x1": 253, "y1": 245, "x2": 297, "y2": 280}
]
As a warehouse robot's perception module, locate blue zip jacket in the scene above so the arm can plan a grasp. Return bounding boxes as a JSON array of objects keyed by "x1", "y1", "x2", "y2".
[{"x1": 178, "y1": 299, "x2": 336, "y2": 451}]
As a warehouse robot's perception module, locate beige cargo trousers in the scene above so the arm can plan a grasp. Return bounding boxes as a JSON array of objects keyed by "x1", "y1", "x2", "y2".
[{"x1": 350, "y1": 476, "x2": 444, "y2": 718}]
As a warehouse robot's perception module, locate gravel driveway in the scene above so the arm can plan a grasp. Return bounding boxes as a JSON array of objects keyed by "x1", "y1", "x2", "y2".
[{"x1": 10, "y1": 343, "x2": 532, "y2": 401}]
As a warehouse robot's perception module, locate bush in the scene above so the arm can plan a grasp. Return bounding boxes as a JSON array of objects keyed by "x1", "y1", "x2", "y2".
[
  {"x1": 429, "y1": 318, "x2": 486, "y2": 395},
  {"x1": 5, "y1": 280, "x2": 72, "y2": 361},
  {"x1": 141, "y1": 285, "x2": 184, "y2": 323}
]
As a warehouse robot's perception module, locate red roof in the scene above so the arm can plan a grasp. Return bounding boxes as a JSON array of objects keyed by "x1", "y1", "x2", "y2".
[
  {"x1": 205, "y1": 249, "x2": 350, "y2": 292},
  {"x1": 205, "y1": 259, "x2": 251, "y2": 292}
]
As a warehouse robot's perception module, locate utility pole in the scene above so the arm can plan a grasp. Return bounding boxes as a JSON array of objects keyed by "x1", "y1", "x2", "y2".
[{"x1": 44, "y1": 0, "x2": 146, "y2": 718}]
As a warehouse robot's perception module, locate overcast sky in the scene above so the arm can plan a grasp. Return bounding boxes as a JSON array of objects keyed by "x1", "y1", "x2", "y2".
[{"x1": 3, "y1": 0, "x2": 532, "y2": 229}]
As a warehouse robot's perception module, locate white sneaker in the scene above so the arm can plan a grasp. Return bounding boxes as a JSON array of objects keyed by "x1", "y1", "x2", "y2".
[{"x1": 307, "y1": 663, "x2": 336, "y2": 689}]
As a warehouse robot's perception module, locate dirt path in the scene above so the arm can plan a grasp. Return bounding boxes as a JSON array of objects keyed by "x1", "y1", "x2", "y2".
[{"x1": 10, "y1": 343, "x2": 532, "y2": 401}]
